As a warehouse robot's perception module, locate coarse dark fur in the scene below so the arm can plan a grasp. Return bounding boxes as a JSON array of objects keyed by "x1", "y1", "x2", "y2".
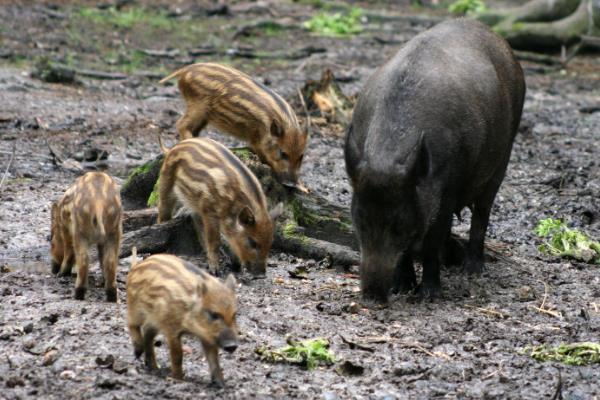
[{"x1": 345, "y1": 19, "x2": 526, "y2": 302}]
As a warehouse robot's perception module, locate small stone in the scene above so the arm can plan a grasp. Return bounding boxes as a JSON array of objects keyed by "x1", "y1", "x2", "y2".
[
  {"x1": 23, "y1": 322, "x2": 34, "y2": 334},
  {"x1": 517, "y1": 285, "x2": 535, "y2": 302},
  {"x1": 346, "y1": 302, "x2": 361, "y2": 314},
  {"x1": 60, "y1": 370, "x2": 76, "y2": 380},
  {"x1": 43, "y1": 350, "x2": 58, "y2": 366}
]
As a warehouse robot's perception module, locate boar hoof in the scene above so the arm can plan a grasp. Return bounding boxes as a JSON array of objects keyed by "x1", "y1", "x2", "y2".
[
  {"x1": 51, "y1": 261, "x2": 60, "y2": 274},
  {"x1": 105, "y1": 288, "x2": 117, "y2": 302},
  {"x1": 464, "y1": 258, "x2": 484, "y2": 274},
  {"x1": 208, "y1": 378, "x2": 225, "y2": 389},
  {"x1": 392, "y1": 279, "x2": 416, "y2": 295},
  {"x1": 415, "y1": 283, "x2": 441, "y2": 301},
  {"x1": 74, "y1": 287, "x2": 86, "y2": 300}
]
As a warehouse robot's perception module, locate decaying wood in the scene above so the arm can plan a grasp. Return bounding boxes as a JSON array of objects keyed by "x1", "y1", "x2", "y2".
[{"x1": 301, "y1": 69, "x2": 354, "y2": 127}]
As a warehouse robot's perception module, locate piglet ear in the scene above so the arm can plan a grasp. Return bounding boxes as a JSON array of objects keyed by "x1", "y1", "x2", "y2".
[
  {"x1": 269, "y1": 202, "x2": 284, "y2": 221},
  {"x1": 224, "y1": 274, "x2": 237, "y2": 292},
  {"x1": 238, "y1": 206, "x2": 255, "y2": 227},
  {"x1": 270, "y1": 120, "x2": 283, "y2": 138}
]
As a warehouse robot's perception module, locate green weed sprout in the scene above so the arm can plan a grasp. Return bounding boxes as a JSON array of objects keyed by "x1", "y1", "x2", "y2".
[
  {"x1": 448, "y1": 0, "x2": 487, "y2": 15},
  {"x1": 256, "y1": 338, "x2": 335, "y2": 370},
  {"x1": 534, "y1": 218, "x2": 600, "y2": 264},
  {"x1": 524, "y1": 342, "x2": 600, "y2": 366},
  {"x1": 303, "y1": 7, "x2": 363, "y2": 36}
]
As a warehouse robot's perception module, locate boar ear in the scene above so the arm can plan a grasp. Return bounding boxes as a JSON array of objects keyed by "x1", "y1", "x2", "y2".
[
  {"x1": 270, "y1": 120, "x2": 283, "y2": 138},
  {"x1": 269, "y1": 202, "x2": 284, "y2": 221},
  {"x1": 238, "y1": 206, "x2": 255, "y2": 227},
  {"x1": 224, "y1": 274, "x2": 237, "y2": 292}
]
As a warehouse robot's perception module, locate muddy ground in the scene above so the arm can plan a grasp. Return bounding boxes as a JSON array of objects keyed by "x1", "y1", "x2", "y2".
[{"x1": 1, "y1": 1, "x2": 600, "y2": 399}]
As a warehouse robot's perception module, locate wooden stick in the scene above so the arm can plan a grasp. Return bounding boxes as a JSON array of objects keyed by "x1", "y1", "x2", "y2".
[{"x1": 0, "y1": 141, "x2": 16, "y2": 193}]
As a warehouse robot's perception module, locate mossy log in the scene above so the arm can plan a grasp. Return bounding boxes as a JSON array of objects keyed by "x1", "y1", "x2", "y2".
[
  {"x1": 477, "y1": 0, "x2": 600, "y2": 51},
  {"x1": 119, "y1": 149, "x2": 360, "y2": 266}
]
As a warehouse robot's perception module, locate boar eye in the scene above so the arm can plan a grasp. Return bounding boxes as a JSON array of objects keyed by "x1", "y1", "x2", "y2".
[
  {"x1": 207, "y1": 310, "x2": 223, "y2": 321},
  {"x1": 248, "y1": 238, "x2": 258, "y2": 249},
  {"x1": 278, "y1": 149, "x2": 289, "y2": 161}
]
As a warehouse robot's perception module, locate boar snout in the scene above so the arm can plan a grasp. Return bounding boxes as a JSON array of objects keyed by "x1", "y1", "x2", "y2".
[
  {"x1": 218, "y1": 330, "x2": 238, "y2": 353},
  {"x1": 360, "y1": 250, "x2": 402, "y2": 302}
]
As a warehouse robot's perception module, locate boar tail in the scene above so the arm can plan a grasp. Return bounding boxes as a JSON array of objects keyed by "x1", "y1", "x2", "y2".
[
  {"x1": 157, "y1": 134, "x2": 170, "y2": 154},
  {"x1": 158, "y1": 67, "x2": 188, "y2": 84},
  {"x1": 130, "y1": 247, "x2": 138, "y2": 268},
  {"x1": 92, "y1": 205, "x2": 106, "y2": 239}
]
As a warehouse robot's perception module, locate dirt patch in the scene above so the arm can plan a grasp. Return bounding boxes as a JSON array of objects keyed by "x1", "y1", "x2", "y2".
[{"x1": 1, "y1": 1, "x2": 599, "y2": 399}]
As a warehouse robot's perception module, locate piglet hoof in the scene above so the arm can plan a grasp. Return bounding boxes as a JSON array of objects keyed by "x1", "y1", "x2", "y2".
[
  {"x1": 74, "y1": 287, "x2": 86, "y2": 300},
  {"x1": 51, "y1": 262, "x2": 60, "y2": 275},
  {"x1": 208, "y1": 378, "x2": 225, "y2": 389},
  {"x1": 134, "y1": 348, "x2": 143, "y2": 359},
  {"x1": 105, "y1": 288, "x2": 117, "y2": 303}
]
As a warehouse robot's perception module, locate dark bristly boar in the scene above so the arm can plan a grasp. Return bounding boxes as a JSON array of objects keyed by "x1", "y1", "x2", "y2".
[
  {"x1": 50, "y1": 171, "x2": 122, "y2": 301},
  {"x1": 157, "y1": 137, "x2": 283, "y2": 276},
  {"x1": 126, "y1": 249, "x2": 238, "y2": 387},
  {"x1": 345, "y1": 19, "x2": 525, "y2": 302},
  {"x1": 159, "y1": 62, "x2": 308, "y2": 187}
]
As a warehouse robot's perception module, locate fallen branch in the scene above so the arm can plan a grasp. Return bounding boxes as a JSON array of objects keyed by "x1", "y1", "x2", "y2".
[{"x1": 0, "y1": 141, "x2": 16, "y2": 193}]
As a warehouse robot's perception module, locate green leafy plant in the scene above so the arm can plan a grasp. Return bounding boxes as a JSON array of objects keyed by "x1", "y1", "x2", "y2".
[
  {"x1": 534, "y1": 218, "x2": 600, "y2": 264},
  {"x1": 256, "y1": 338, "x2": 335, "y2": 369},
  {"x1": 78, "y1": 6, "x2": 172, "y2": 29},
  {"x1": 524, "y1": 343, "x2": 600, "y2": 366},
  {"x1": 303, "y1": 7, "x2": 363, "y2": 36},
  {"x1": 448, "y1": 0, "x2": 487, "y2": 15}
]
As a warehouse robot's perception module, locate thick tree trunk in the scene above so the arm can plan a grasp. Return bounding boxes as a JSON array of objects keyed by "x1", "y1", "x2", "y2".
[{"x1": 477, "y1": 0, "x2": 600, "y2": 51}]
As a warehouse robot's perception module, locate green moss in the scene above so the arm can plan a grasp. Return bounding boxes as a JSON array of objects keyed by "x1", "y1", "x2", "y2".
[
  {"x1": 122, "y1": 160, "x2": 156, "y2": 190},
  {"x1": 524, "y1": 342, "x2": 600, "y2": 366},
  {"x1": 282, "y1": 220, "x2": 310, "y2": 246},
  {"x1": 231, "y1": 147, "x2": 256, "y2": 162},
  {"x1": 78, "y1": 6, "x2": 172, "y2": 29},
  {"x1": 289, "y1": 198, "x2": 352, "y2": 233},
  {"x1": 303, "y1": 7, "x2": 364, "y2": 37},
  {"x1": 147, "y1": 178, "x2": 160, "y2": 207},
  {"x1": 256, "y1": 338, "x2": 335, "y2": 370}
]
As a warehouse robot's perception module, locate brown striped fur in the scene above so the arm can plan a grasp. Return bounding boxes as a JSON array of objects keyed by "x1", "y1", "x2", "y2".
[
  {"x1": 160, "y1": 62, "x2": 308, "y2": 186},
  {"x1": 157, "y1": 137, "x2": 283, "y2": 276},
  {"x1": 50, "y1": 171, "x2": 122, "y2": 301},
  {"x1": 126, "y1": 251, "x2": 238, "y2": 386}
]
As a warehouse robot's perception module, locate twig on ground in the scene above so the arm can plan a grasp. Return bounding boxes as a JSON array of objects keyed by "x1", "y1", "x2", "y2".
[
  {"x1": 404, "y1": 342, "x2": 452, "y2": 361},
  {"x1": 530, "y1": 282, "x2": 563, "y2": 319},
  {"x1": 465, "y1": 304, "x2": 507, "y2": 319},
  {"x1": 482, "y1": 361, "x2": 504, "y2": 380},
  {"x1": 551, "y1": 368, "x2": 563, "y2": 400},
  {"x1": 0, "y1": 140, "x2": 16, "y2": 193}
]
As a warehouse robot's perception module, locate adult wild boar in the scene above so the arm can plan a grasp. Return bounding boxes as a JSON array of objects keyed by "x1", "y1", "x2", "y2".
[{"x1": 345, "y1": 19, "x2": 525, "y2": 301}]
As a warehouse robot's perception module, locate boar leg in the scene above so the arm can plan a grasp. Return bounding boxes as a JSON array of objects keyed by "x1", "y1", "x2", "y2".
[
  {"x1": 176, "y1": 105, "x2": 208, "y2": 141},
  {"x1": 128, "y1": 323, "x2": 144, "y2": 358},
  {"x1": 142, "y1": 325, "x2": 159, "y2": 371},
  {"x1": 202, "y1": 341, "x2": 224, "y2": 388},
  {"x1": 392, "y1": 251, "x2": 416, "y2": 294},
  {"x1": 195, "y1": 213, "x2": 221, "y2": 275},
  {"x1": 464, "y1": 185, "x2": 500, "y2": 274},
  {"x1": 166, "y1": 333, "x2": 184, "y2": 380},
  {"x1": 419, "y1": 213, "x2": 454, "y2": 299},
  {"x1": 99, "y1": 238, "x2": 118, "y2": 302},
  {"x1": 58, "y1": 227, "x2": 75, "y2": 276},
  {"x1": 157, "y1": 176, "x2": 177, "y2": 224},
  {"x1": 73, "y1": 238, "x2": 90, "y2": 300}
]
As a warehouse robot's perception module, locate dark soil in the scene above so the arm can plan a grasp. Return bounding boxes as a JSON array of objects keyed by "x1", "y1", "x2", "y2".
[{"x1": 1, "y1": 1, "x2": 600, "y2": 399}]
